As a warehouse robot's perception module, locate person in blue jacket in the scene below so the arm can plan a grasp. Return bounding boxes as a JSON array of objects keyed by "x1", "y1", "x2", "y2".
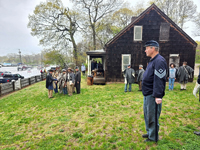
[
  {"x1": 142, "y1": 40, "x2": 167, "y2": 142},
  {"x1": 46, "y1": 69, "x2": 57, "y2": 98}
]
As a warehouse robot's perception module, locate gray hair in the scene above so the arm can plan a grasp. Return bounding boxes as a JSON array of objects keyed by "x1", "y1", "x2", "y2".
[
  {"x1": 150, "y1": 46, "x2": 159, "y2": 52},
  {"x1": 139, "y1": 65, "x2": 143, "y2": 68}
]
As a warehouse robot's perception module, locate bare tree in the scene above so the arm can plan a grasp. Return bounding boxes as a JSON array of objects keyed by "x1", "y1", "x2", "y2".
[
  {"x1": 27, "y1": 0, "x2": 80, "y2": 65},
  {"x1": 71, "y1": 0, "x2": 124, "y2": 50},
  {"x1": 193, "y1": 13, "x2": 200, "y2": 36},
  {"x1": 149, "y1": 0, "x2": 197, "y2": 29},
  {"x1": 178, "y1": 0, "x2": 197, "y2": 29}
]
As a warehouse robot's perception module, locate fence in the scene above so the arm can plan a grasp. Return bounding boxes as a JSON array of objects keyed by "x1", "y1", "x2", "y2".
[{"x1": 0, "y1": 73, "x2": 46, "y2": 97}]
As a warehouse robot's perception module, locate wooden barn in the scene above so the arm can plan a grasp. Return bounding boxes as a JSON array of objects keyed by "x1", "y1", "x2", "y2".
[{"x1": 86, "y1": 3, "x2": 197, "y2": 83}]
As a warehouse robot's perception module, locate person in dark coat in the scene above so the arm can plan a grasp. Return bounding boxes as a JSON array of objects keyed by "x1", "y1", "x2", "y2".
[
  {"x1": 142, "y1": 40, "x2": 167, "y2": 142},
  {"x1": 72, "y1": 69, "x2": 75, "y2": 93},
  {"x1": 75, "y1": 66, "x2": 81, "y2": 94},
  {"x1": 46, "y1": 69, "x2": 57, "y2": 98},
  {"x1": 67, "y1": 68, "x2": 75, "y2": 96},
  {"x1": 177, "y1": 61, "x2": 194, "y2": 90},
  {"x1": 124, "y1": 64, "x2": 135, "y2": 92},
  {"x1": 137, "y1": 65, "x2": 145, "y2": 91}
]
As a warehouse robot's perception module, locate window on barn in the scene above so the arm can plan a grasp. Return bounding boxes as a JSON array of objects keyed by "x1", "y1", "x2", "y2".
[
  {"x1": 122, "y1": 54, "x2": 131, "y2": 71},
  {"x1": 159, "y1": 22, "x2": 170, "y2": 41},
  {"x1": 134, "y1": 26, "x2": 143, "y2": 41},
  {"x1": 169, "y1": 54, "x2": 180, "y2": 68}
]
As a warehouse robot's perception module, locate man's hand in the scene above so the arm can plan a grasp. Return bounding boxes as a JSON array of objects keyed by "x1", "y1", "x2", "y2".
[
  {"x1": 155, "y1": 98, "x2": 162, "y2": 104},
  {"x1": 77, "y1": 81, "x2": 79, "y2": 84}
]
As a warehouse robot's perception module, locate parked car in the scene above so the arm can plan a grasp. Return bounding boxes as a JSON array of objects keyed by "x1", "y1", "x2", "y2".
[
  {"x1": 0, "y1": 73, "x2": 24, "y2": 83},
  {"x1": 17, "y1": 65, "x2": 28, "y2": 71},
  {"x1": 0, "y1": 78, "x2": 11, "y2": 83},
  {"x1": 37, "y1": 65, "x2": 44, "y2": 70},
  {"x1": 0, "y1": 74, "x2": 13, "y2": 83},
  {"x1": 0, "y1": 71, "x2": 4, "y2": 77},
  {"x1": 4, "y1": 71, "x2": 11, "y2": 74},
  {"x1": 12, "y1": 74, "x2": 24, "y2": 80},
  {"x1": 28, "y1": 68, "x2": 32, "y2": 73},
  {"x1": 0, "y1": 71, "x2": 11, "y2": 77}
]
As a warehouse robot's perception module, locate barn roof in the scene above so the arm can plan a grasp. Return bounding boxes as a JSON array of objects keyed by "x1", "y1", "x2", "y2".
[{"x1": 105, "y1": 3, "x2": 197, "y2": 47}]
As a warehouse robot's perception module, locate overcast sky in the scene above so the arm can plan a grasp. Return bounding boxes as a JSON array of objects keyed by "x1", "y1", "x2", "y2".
[{"x1": 0, "y1": 0, "x2": 199, "y2": 56}]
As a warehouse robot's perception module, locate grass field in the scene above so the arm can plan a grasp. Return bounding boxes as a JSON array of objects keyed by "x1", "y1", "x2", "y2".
[{"x1": 0, "y1": 76, "x2": 200, "y2": 150}]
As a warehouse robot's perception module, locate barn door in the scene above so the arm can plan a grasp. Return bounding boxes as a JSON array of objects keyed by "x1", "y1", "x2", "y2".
[{"x1": 169, "y1": 54, "x2": 180, "y2": 68}]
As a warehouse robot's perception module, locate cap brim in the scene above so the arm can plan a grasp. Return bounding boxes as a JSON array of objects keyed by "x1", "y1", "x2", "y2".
[{"x1": 144, "y1": 45, "x2": 150, "y2": 47}]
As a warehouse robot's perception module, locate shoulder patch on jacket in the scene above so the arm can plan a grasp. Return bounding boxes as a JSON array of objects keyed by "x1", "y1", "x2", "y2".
[{"x1": 155, "y1": 69, "x2": 166, "y2": 79}]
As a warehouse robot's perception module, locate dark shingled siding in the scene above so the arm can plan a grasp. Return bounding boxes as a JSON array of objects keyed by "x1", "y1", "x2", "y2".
[{"x1": 105, "y1": 9, "x2": 195, "y2": 82}]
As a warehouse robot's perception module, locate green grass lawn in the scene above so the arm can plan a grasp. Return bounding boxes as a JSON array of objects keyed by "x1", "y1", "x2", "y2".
[{"x1": 0, "y1": 76, "x2": 200, "y2": 150}]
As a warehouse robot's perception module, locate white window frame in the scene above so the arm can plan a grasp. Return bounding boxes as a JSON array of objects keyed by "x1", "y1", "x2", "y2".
[
  {"x1": 169, "y1": 54, "x2": 180, "y2": 68},
  {"x1": 122, "y1": 54, "x2": 131, "y2": 71},
  {"x1": 134, "y1": 26, "x2": 143, "y2": 41}
]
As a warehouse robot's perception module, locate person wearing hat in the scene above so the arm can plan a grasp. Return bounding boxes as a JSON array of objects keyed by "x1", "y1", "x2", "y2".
[
  {"x1": 124, "y1": 64, "x2": 135, "y2": 92},
  {"x1": 137, "y1": 64, "x2": 145, "y2": 91},
  {"x1": 46, "y1": 69, "x2": 57, "y2": 98},
  {"x1": 75, "y1": 66, "x2": 81, "y2": 94},
  {"x1": 67, "y1": 67, "x2": 75, "y2": 96},
  {"x1": 177, "y1": 61, "x2": 193, "y2": 90},
  {"x1": 142, "y1": 40, "x2": 167, "y2": 142}
]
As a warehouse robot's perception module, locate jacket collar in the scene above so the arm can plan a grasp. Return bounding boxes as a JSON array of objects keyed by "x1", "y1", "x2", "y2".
[{"x1": 150, "y1": 54, "x2": 159, "y2": 62}]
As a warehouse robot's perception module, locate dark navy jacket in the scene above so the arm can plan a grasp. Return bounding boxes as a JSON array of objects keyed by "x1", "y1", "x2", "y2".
[{"x1": 142, "y1": 54, "x2": 167, "y2": 98}]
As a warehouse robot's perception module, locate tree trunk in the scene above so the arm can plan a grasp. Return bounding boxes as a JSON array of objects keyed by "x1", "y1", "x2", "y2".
[
  {"x1": 70, "y1": 34, "x2": 78, "y2": 66},
  {"x1": 92, "y1": 24, "x2": 96, "y2": 50}
]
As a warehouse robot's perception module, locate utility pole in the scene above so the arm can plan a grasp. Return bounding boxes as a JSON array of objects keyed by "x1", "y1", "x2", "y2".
[{"x1": 18, "y1": 49, "x2": 22, "y2": 64}]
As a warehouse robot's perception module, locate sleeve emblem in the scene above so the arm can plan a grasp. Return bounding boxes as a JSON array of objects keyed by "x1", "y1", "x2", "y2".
[{"x1": 155, "y1": 69, "x2": 166, "y2": 78}]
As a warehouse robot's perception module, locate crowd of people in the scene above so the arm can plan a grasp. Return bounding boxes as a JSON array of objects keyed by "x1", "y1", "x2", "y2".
[
  {"x1": 45, "y1": 40, "x2": 198, "y2": 142},
  {"x1": 124, "y1": 59, "x2": 194, "y2": 93},
  {"x1": 46, "y1": 66, "x2": 81, "y2": 98}
]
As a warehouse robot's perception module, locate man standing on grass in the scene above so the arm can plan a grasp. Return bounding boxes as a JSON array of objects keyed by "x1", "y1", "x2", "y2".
[
  {"x1": 137, "y1": 65, "x2": 144, "y2": 91},
  {"x1": 177, "y1": 61, "x2": 193, "y2": 90},
  {"x1": 124, "y1": 64, "x2": 135, "y2": 92},
  {"x1": 142, "y1": 40, "x2": 167, "y2": 142},
  {"x1": 46, "y1": 69, "x2": 57, "y2": 98},
  {"x1": 67, "y1": 68, "x2": 75, "y2": 96},
  {"x1": 75, "y1": 66, "x2": 81, "y2": 94}
]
